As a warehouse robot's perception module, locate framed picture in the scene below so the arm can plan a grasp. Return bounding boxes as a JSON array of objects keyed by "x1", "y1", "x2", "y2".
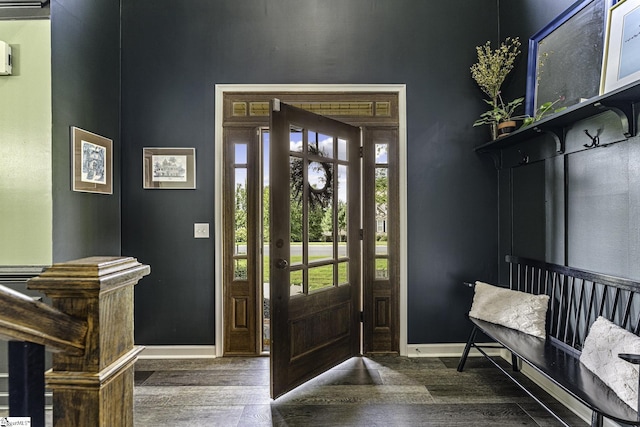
[
  {"x1": 525, "y1": 0, "x2": 616, "y2": 116},
  {"x1": 71, "y1": 127, "x2": 113, "y2": 194},
  {"x1": 143, "y1": 147, "x2": 196, "y2": 189},
  {"x1": 601, "y1": 0, "x2": 640, "y2": 94}
]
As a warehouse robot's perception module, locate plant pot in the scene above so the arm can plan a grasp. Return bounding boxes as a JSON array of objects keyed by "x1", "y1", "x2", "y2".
[{"x1": 497, "y1": 120, "x2": 516, "y2": 138}]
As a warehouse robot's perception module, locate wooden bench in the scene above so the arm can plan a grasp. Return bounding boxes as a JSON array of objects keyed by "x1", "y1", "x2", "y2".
[{"x1": 457, "y1": 255, "x2": 640, "y2": 427}]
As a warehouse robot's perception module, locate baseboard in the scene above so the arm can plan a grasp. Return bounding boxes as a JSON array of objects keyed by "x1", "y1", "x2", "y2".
[
  {"x1": 407, "y1": 342, "x2": 503, "y2": 358},
  {"x1": 137, "y1": 345, "x2": 217, "y2": 359}
]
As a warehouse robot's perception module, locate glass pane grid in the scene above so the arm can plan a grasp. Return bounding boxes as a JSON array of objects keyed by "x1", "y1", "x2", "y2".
[{"x1": 287, "y1": 124, "x2": 352, "y2": 295}]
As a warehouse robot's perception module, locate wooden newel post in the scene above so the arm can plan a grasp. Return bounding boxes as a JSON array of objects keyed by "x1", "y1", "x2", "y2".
[{"x1": 27, "y1": 256, "x2": 150, "y2": 427}]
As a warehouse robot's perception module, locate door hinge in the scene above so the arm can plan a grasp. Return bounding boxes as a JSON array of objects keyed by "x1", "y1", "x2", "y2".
[
  {"x1": 359, "y1": 229, "x2": 364, "y2": 240},
  {"x1": 359, "y1": 146, "x2": 363, "y2": 158},
  {"x1": 360, "y1": 311, "x2": 364, "y2": 322}
]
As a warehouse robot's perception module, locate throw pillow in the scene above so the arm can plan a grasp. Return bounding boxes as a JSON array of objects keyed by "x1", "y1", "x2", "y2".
[
  {"x1": 468, "y1": 281, "x2": 549, "y2": 339},
  {"x1": 580, "y1": 316, "x2": 640, "y2": 410}
]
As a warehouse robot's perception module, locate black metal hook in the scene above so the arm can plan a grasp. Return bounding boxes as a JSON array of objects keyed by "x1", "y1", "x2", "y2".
[
  {"x1": 518, "y1": 150, "x2": 529, "y2": 165},
  {"x1": 584, "y1": 129, "x2": 600, "y2": 148}
]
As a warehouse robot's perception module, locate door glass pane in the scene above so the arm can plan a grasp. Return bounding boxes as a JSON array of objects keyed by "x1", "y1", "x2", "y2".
[
  {"x1": 290, "y1": 156, "x2": 303, "y2": 266},
  {"x1": 308, "y1": 202, "x2": 331, "y2": 263},
  {"x1": 308, "y1": 160, "x2": 333, "y2": 264},
  {"x1": 338, "y1": 261, "x2": 349, "y2": 285},
  {"x1": 234, "y1": 258, "x2": 248, "y2": 280},
  {"x1": 262, "y1": 130, "x2": 270, "y2": 352},
  {"x1": 234, "y1": 168, "x2": 248, "y2": 255},
  {"x1": 338, "y1": 138, "x2": 347, "y2": 161},
  {"x1": 290, "y1": 129, "x2": 303, "y2": 153},
  {"x1": 290, "y1": 269, "x2": 303, "y2": 296},
  {"x1": 317, "y1": 133, "x2": 333, "y2": 158},
  {"x1": 337, "y1": 164, "x2": 348, "y2": 251},
  {"x1": 375, "y1": 143, "x2": 388, "y2": 164},
  {"x1": 308, "y1": 264, "x2": 334, "y2": 292},
  {"x1": 235, "y1": 143, "x2": 247, "y2": 164},
  {"x1": 375, "y1": 258, "x2": 388, "y2": 279},
  {"x1": 375, "y1": 167, "x2": 388, "y2": 254},
  {"x1": 308, "y1": 161, "x2": 331, "y2": 193}
]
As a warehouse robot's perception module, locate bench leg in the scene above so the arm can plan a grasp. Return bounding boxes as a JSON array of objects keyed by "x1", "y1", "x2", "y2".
[
  {"x1": 591, "y1": 411, "x2": 603, "y2": 427},
  {"x1": 511, "y1": 353, "x2": 521, "y2": 372},
  {"x1": 457, "y1": 326, "x2": 478, "y2": 372}
]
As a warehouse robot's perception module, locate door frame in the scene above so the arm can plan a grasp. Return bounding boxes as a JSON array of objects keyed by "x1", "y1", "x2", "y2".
[{"x1": 214, "y1": 84, "x2": 408, "y2": 357}]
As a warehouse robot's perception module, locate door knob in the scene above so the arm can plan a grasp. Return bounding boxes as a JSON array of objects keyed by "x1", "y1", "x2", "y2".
[{"x1": 275, "y1": 259, "x2": 288, "y2": 270}]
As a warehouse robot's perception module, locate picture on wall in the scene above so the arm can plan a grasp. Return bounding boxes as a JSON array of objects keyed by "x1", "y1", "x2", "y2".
[
  {"x1": 143, "y1": 147, "x2": 196, "y2": 189},
  {"x1": 601, "y1": 0, "x2": 640, "y2": 93},
  {"x1": 525, "y1": 0, "x2": 615, "y2": 116},
  {"x1": 71, "y1": 126, "x2": 113, "y2": 194}
]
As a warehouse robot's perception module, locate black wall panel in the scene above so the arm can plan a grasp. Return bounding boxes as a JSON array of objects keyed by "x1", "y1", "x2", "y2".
[
  {"x1": 51, "y1": 0, "x2": 122, "y2": 262},
  {"x1": 120, "y1": 0, "x2": 500, "y2": 345}
]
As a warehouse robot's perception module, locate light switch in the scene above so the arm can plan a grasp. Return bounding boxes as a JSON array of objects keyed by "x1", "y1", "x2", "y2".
[{"x1": 194, "y1": 223, "x2": 209, "y2": 238}]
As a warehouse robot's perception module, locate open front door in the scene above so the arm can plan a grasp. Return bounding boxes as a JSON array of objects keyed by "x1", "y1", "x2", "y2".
[{"x1": 269, "y1": 100, "x2": 361, "y2": 399}]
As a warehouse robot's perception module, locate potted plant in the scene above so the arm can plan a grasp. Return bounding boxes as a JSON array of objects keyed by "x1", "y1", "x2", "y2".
[
  {"x1": 470, "y1": 37, "x2": 521, "y2": 140},
  {"x1": 473, "y1": 94, "x2": 525, "y2": 138}
]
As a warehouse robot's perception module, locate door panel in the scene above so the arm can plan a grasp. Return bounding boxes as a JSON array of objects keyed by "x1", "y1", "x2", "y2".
[
  {"x1": 269, "y1": 100, "x2": 361, "y2": 399},
  {"x1": 362, "y1": 128, "x2": 400, "y2": 353},
  {"x1": 223, "y1": 127, "x2": 259, "y2": 355}
]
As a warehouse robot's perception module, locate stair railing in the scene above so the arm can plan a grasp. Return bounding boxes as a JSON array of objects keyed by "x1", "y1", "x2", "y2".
[{"x1": 0, "y1": 256, "x2": 150, "y2": 427}]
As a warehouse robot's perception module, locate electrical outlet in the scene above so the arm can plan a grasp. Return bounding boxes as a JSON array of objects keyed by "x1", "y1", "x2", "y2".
[{"x1": 194, "y1": 223, "x2": 209, "y2": 239}]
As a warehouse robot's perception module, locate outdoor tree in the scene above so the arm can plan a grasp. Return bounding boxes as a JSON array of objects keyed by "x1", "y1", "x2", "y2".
[
  {"x1": 375, "y1": 168, "x2": 388, "y2": 240},
  {"x1": 235, "y1": 182, "x2": 247, "y2": 244}
]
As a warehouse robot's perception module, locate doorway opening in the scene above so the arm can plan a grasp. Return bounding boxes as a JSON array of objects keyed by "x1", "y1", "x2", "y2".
[{"x1": 215, "y1": 85, "x2": 408, "y2": 358}]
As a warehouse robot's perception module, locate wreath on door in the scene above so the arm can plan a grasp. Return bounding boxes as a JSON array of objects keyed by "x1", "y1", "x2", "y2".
[{"x1": 290, "y1": 146, "x2": 333, "y2": 210}]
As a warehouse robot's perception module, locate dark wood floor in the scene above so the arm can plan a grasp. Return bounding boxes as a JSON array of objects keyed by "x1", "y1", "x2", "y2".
[{"x1": 133, "y1": 355, "x2": 587, "y2": 426}]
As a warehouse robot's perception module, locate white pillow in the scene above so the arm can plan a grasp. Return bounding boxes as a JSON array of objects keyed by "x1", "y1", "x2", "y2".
[
  {"x1": 580, "y1": 316, "x2": 640, "y2": 410},
  {"x1": 468, "y1": 281, "x2": 549, "y2": 339}
]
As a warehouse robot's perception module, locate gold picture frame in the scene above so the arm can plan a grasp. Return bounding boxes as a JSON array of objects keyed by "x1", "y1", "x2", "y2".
[
  {"x1": 143, "y1": 147, "x2": 196, "y2": 189},
  {"x1": 71, "y1": 127, "x2": 113, "y2": 195}
]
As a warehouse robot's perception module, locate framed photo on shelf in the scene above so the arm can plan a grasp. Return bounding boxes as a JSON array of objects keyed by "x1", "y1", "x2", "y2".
[
  {"x1": 601, "y1": 0, "x2": 640, "y2": 94},
  {"x1": 143, "y1": 147, "x2": 196, "y2": 189},
  {"x1": 71, "y1": 127, "x2": 113, "y2": 195},
  {"x1": 525, "y1": 0, "x2": 616, "y2": 116}
]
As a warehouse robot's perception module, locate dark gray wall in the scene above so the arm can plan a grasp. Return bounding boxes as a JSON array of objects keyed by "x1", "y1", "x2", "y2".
[
  {"x1": 51, "y1": 0, "x2": 122, "y2": 262},
  {"x1": 49, "y1": 0, "x2": 614, "y2": 348},
  {"x1": 120, "y1": 0, "x2": 501, "y2": 345}
]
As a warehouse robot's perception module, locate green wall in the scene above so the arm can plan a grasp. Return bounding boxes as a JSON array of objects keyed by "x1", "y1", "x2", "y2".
[{"x1": 0, "y1": 20, "x2": 52, "y2": 265}]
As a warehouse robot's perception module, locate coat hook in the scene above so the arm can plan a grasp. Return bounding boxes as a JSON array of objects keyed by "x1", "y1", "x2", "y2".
[
  {"x1": 518, "y1": 150, "x2": 529, "y2": 165},
  {"x1": 584, "y1": 129, "x2": 600, "y2": 148}
]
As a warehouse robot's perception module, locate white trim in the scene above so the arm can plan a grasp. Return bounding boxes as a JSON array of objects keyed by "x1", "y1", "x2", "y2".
[
  {"x1": 138, "y1": 345, "x2": 217, "y2": 359},
  {"x1": 407, "y1": 342, "x2": 504, "y2": 358},
  {"x1": 397, "y1": 86, "x2": 408, "y2": 356},
  {"x1": 214, "y1": 84, "x2": 408, "y2": 357}
]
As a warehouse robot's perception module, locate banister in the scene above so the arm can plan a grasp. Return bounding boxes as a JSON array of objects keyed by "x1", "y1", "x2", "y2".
[
  {"x1": 0, "y1": 284, "x2": 87, "y2": 355},
  {"x1": 7, "y1": 255, "x2": 151, "y2": 427}
]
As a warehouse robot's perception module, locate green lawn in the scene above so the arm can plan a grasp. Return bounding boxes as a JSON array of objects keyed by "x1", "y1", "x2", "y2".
[{"x1": 263, "y1": 255, "x2": 387, "y2": 292}]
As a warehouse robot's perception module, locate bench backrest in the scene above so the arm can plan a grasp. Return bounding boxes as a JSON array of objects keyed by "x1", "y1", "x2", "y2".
[{"x1": 506, "y1": 255, "x2": 640, "y2": 355}]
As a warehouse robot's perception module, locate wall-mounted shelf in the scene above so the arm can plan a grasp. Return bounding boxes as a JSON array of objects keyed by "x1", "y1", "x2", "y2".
[{"x1": 475, "y1": 80, "x2": 640, "y2": 158}]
